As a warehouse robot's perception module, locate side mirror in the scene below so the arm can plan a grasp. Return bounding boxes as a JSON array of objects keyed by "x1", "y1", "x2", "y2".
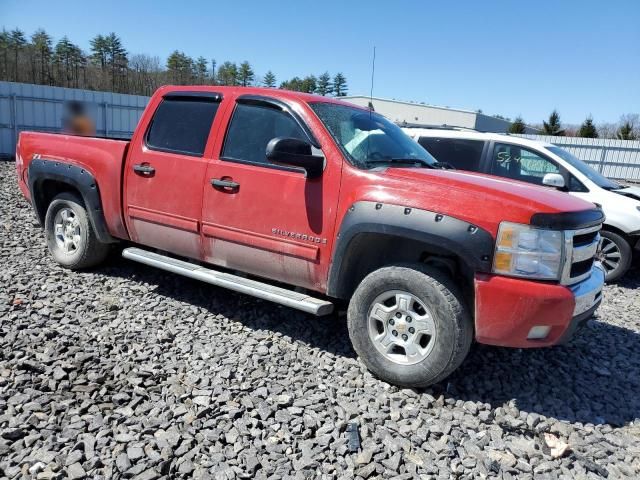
[
  {"x1": 266, "y1": 137, "x2": 324, "y2": 179},
  {"x1": 542, "y1": 173, "x2": 566, "y2": 189}
]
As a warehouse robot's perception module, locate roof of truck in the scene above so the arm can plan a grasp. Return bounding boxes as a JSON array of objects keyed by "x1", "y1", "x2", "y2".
[{"x1": 159, "y1": 85, "x2": 363, "y2": 108}]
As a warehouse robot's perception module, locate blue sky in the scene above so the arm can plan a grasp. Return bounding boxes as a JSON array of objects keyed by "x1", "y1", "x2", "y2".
[{"x1": 3, "y1": 0, "x2": 639, "y2": 124}]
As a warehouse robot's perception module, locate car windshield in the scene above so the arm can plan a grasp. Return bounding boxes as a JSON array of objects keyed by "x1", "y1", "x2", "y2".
[
  {"x1": 309, "y1": 102, "x2": 437, "y2": 169},
  {"x1": 546, "y1": 146, "x2": 621, "y2": 190}
]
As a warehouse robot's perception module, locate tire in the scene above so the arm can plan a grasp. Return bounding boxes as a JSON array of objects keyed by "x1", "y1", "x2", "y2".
[
  {"x1": 347, "y1": 264, "x2": 473, "y2": 388},
  {"x1": 44, "y1": 192, "x2": 110, "y2": 269},
  {"x1": 599, "y1": 230, "x2": 632, "y2": 282}
]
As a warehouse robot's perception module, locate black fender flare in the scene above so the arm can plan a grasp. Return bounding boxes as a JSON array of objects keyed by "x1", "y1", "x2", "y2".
[
  {"x1": 327, "y1": 201, "x2": 495, "y2": 298},
  {"x1": 27, "y1": 158, "x2": 116, "y2": 243}
]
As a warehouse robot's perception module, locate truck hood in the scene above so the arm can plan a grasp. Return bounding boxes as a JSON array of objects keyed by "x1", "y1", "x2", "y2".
[{"x1": 377, "y1": 168, "x2": 598, "y2": 234}]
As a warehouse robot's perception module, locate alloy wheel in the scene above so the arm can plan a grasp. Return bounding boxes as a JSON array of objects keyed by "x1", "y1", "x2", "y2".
[
  {"x1": 367, "y1": 290, "x2": 437, "y2": 365},
  {"x1": 53, "y1": 207, "x2": 82, "y2": 255},
  {"x1": 598, "y1": 236, "x2": 622, "y2": 275}
]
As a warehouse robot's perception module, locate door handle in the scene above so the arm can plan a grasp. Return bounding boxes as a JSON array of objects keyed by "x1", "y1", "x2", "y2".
[
  {"x1": 211, "y1": 178, "x2": 240, "y2": 192},
  {"x1": 133, "y1": 163, "x2": 155, "y2": 175}
]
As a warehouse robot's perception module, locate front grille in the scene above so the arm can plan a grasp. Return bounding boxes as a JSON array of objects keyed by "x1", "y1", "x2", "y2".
[
  {"x1": 573, "y1": 230, "x2": 599, "y2": 248},
  {"x1": 561, "y1": 225, "x2": 601, "y2": 285},
  {"x1": 570, "y1": 258, "x2": 594, "y2": 278}
]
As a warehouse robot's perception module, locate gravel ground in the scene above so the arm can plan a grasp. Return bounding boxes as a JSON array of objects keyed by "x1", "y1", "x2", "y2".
[{"x1": 1, "y1": 160, "x2": 639, "y2": 479}]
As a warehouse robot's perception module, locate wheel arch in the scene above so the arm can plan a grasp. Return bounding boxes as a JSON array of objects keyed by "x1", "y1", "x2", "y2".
[
  {"x1": 602, "y1": 223, "x2": 633, "y2": 242},
  {"x1": 327, "y1": 202, "x2": 495, "y2": 299},
  {"x1": 28, "y1": 158, "x2": 116, "y2": 243}
]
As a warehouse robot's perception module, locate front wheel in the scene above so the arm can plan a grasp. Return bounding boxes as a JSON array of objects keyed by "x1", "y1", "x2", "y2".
[
  {"x1": 598, "y1": 230, "x2": 632, "y2": 282},
  {"x1": 347, "y1": 264, "x2": 473, "y2": 388}
]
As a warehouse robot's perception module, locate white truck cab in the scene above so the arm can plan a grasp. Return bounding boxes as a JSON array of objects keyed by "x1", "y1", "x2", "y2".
[{"x1": 403, "y1": 127, "x2": 640, "y2": 281}]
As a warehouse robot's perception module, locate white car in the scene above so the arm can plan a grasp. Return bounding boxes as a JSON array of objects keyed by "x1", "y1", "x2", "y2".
[{"x1": 403, "y1": 128, "x2": 640, "y2": 281}]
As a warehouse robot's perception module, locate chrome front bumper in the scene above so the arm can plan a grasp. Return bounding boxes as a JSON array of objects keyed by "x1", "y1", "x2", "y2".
[{"x1": 570, "y1": 263, "x2": 605, "y2": 316}]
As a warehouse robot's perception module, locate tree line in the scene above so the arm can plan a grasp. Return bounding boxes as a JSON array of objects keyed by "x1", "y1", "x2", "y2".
[
  {"x1": 3, "y1": 26, "x2": 637, "y2": 139},
  {"x1": 506, "y1": 110, "x2": 639, "y2": 140},
  {"x1": 0, "y1": 27, "x2": 349, "y2": 97}
]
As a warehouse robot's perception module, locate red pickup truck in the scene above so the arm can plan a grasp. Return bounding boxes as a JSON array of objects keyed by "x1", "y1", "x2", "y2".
[{"x1": 16, "y1": 86, "x2": 605, "y2": 387}]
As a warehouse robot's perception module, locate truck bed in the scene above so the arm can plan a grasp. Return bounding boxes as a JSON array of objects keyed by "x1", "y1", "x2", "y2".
[{"x1": 16, "y1": 131, "x2": 131, "y2": 240}]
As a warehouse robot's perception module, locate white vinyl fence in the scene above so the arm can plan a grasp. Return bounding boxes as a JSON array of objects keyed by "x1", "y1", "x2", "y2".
[{"x1": 515, "y1": 134, "x2": 640, "y2": 181}]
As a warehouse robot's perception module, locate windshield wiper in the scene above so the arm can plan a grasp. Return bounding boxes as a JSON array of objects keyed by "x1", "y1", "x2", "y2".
[
  {"x1": 365, "y1": 158, "x2": 436, "y2": 169},
  {"x1": 391, "y1": 158, "x2": 454, "y2": 169},
  {"x1": 433, "y1": 161, "x2": 454, "y2": 170}
]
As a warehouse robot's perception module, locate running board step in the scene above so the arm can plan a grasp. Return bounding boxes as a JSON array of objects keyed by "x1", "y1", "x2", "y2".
[{"x1": 122, "y1": 247, "x2": 334, "y2": 316}]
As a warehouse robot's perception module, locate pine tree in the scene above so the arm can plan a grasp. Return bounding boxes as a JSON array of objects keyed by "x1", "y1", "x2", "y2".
[
  {"x1": 217, "y1": 61, "x2": 238, "y2": 86},
  {"x1": 31, "y1": 29, "x2": 52, "y2": 84},
  {"x1": 508, "y1": 116, "x2": 526, "y2": 134},
  {"x1": 166, "y1": 50, "x2": 194, "y2": 84},
  {"x1": 54, "y1": 36, "x2": 84, "y2": 87},
  {"x1": 301, "y1": 75, "x2": 317, "y2": 93},
  {"x1": 166, "y1": 50, "x2": 181, "y2": 82},
  {"x1": 216, "y1": 61, "x2": 235, "y2": 86},
  {"x1": 617, "y1": 121, "x2": 637, "y2": 140},
  {"x1": 542, "y1": 110, "x2": 565, "y2": 136},
  {"x1": 238, "y1": 61, "x2": 254, "y2": 87},
  {"x1": 280, "y1": 76, "x2": 304, "y2": 91},
  {"x1": 332, "y1": 72, "x2": 347, "y2": 96},
  {"x1": 104, "y1": 33, "x2": 127, "y2": 91},
  {"x1": 195, "y1": 56, "x2": 208, "y2": 84},
  {"x1": 578, "y1": 116, "x2": 598, "y2": 138},
  {"x1": 69, "y1": 43, "x2": 85, "y2": 88},
  {"x1": 9, "y1": 29, "x2": 26, "y2": 81},
  {"x1": 316, "y1": 71, "x2": 332, "y2": 95},
  {"x1": 0, "y1": 30, "x2": 9, "y2": 80},
  {"x1": 263, "y1": 70, "x2": 276, "y2": 87},
  {"x1": 89, "y1": 34, "x2": 108, "y2": 70}
]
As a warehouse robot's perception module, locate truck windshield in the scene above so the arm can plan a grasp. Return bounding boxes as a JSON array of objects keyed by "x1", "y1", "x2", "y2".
[
  {"x1": 546, "y1": 146, "x2": 621, "y2": 190},
  {"x1": 310, "y1": 102, "x2": 437, "y2": 169}
]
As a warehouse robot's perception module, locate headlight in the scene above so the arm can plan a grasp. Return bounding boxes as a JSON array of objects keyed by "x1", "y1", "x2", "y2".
[{"x1": 493, "y1": 222, "x2": 563, "y2": 280}]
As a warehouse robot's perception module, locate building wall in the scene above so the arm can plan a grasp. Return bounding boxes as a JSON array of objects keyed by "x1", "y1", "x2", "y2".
[
  {"x1": 341, "y1": 96, "x2": 538, "y2": 134},
  {"x1": 474, "y1": 114, "x2": 515, "y2": 133},
  {"x1": 341, "y1": 96, "x2": 477, "y2": 129}
]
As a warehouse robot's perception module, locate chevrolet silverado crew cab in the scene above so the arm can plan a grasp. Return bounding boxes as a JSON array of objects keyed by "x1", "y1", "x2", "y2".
[
  {"x1": 404, "y1": 127, "x2": 640, "y2": 282},
  {"x1": 16, "y1": 86, "x2": 605, "y2": 388}
]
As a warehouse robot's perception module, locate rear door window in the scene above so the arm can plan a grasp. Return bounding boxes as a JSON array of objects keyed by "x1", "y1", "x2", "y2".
[
  {"x1": 418, "y1": 137, "x2": 485, "y2": 171},
  {"x1": 146, "y1": 97, "x2": 220, "y2": 156}
]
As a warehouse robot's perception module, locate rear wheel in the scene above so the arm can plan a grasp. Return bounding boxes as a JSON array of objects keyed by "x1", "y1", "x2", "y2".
[
  {"x1": 44, "y1": 192, "x2": 110, "y2": 269},
  {"x1": 347, "y1": 264, "x2": 473, "y2": 388},
  {"x1": 598, "y1": 230, "x2": 632, "y2": 282}
]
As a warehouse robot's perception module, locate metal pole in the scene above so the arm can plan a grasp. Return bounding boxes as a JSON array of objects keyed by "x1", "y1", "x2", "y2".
[
  {"x1": 103, "y1": 102, "x2": 109, "y2": 137},
  {"x1": 598, "y1": 146, "x2": 606, "y2": 173},
  {"x1": 11, "y1": 94, "x2": 18, "y2": 152}
]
